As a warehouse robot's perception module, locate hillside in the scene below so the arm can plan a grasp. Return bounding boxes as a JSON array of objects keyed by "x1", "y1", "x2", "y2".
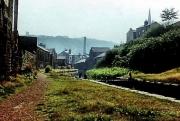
[
  {"x1": 37, "y1": 35, "x2": 116, "y2": 54},
  {"x1": 97, "y1": 25, "x2": 180, "y2": 73}
]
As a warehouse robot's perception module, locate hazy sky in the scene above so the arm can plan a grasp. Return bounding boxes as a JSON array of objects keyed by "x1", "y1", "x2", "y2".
[{"x1": 18, "y1": 0, "x2": 180, "y2": 43}]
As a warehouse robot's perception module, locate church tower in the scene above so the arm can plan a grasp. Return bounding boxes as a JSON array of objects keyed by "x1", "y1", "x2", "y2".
[{"x1": 148, "y1": 9, "x2": 152, "y2": 25}]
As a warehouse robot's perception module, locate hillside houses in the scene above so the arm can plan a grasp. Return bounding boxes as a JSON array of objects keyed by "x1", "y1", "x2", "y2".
[{"x1": 56, "y1": 49, "x2": 83, "y2": 67}]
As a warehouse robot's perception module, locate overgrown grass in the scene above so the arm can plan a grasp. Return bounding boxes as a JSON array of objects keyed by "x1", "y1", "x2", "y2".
[
  {"x1": 0, "y1": 74, "x2": 34, "y2": 101},
  {"x1": 46, "y1": 69, "x2": 78, "y2": 77},
  {"x1": 87, "y1": 67, "x2": 129, "y2": 80},
  {"x1": 133, "y1": 67, "x2": 180, "y2": 84},
  {"x1": 37, "y1": 73, "x2": 180, "y2": 121}
]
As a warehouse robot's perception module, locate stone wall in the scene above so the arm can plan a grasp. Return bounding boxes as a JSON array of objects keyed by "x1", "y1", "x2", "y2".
[{"x1": 0, "y1": 0, "x2": 19, "y2": 80}]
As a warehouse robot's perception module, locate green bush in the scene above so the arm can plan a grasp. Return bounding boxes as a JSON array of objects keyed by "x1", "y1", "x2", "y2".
[
  {"x1": 97, "y1": 27, "x2": 180, "y2": 73},
  {"x1": 128, "y1": 29, "x2": 180, "y2": 72},
  {"x1": 45, "y1": 65, "x2": 52, "y2": 73},
  {"x1": 87, "y1": 67, "x2": 129, "y2": 80}
]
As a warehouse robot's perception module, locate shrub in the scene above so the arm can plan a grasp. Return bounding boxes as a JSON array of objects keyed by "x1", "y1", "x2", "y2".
[
  {"x1": 59, "y1": 66, "x2": 66, "y2": 69},
  {"x1": 87, "y1": 67, "x2": 129, "y2": 80},
  {"x1": 33, "y1": 70, "x2": 38, "y2": 79},
  {"x1": 22, "y1": 63, "x2": 33, "y2": 76},
  {"x1": 98, "y1": 28, "x2": 180, "y2": 73},
  {"x1": 96, "y1": 49, "x2": 119, "y2": 68},
  {"x1": 45, "y1": 65, "x2": 52, "y2": 73}
]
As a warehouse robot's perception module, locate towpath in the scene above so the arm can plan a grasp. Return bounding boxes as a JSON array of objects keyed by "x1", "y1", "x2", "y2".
[{"x1": 0, "y1": 74, "x2": 48, "y2": 121}]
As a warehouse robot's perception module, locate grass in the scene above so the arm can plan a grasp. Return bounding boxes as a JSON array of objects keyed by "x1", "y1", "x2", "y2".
[
  {"x1": 0, "y1": 74, "x2": 35, "y2": 101},
  {"x1": 42, "y1": 68, "x2": 78, "y2": 77},
  {"x1": 37, "y1": 72, "x2": 180, "y2": 121},
  {"x1": 133, "y1": 67, "x2": 180, "y2": 84}
]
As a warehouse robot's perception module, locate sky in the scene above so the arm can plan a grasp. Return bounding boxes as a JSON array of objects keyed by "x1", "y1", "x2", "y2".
[{"x1": 18, "y1": 0, "x2": 180, "y2": 43}]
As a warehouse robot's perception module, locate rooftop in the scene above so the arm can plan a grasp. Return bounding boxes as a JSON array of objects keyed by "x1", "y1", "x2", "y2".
[
  {"x1": 90, "y1": 47, "x2": 110, "y2": 53},
  {"x1": 95, "y1": 52, "x2": 106, "y2": 58},
  {"x1": 57, "y1": 55, "x2": 66, "y2": 60},
  {"x1": 47, "y1": 48, "x2": 56, "y2": 54},
  {"x1": 37, "y1": 45, "x2": 49, "y2": 52}
]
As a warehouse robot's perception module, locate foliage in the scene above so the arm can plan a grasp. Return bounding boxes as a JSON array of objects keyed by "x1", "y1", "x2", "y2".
[
  {"x1": 98, "y1": 27, "x2": 180, "y2": 73},
  {"x1": 128, "y1": 29, "x2": 180, "y2": 72},
  {"x1": 58, "y1": 69, "x2": 78, "y2": 77},
  {"x1": 47, "y1": 69, "x2": 78, "y2": 78},
  {"x1": 96, "y1": 49, "x2": 119, "y2": 68},
  {"x1": 0, "y1": 74, "x2": 33, "y2": 100},
  {"x1": 45, "y1": 65, "x2": 52, "y2": 73},
  {"x1": 161, "y1": 8, "x2": 179, "y2": 25},
  {"x1": 143, "y1": 24, "x2": 174, "y2": 38},
  {"x1": 24, "y1": 64, "x2": 33, "y2": 73},
  {"x1": 22, "y1": 51, "x2": 36, "y2": 70},
  {"x1": 86, "y1": 67, "x2": 129, "y2": 80},
  {"x1": 37, "y1": 73, "x2": 180, "y2": 121}
]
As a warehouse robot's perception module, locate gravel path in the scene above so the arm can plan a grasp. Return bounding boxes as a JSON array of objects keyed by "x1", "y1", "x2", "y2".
[{"x1": 0, "y1": 74, "x2": 48, "y2": 121}]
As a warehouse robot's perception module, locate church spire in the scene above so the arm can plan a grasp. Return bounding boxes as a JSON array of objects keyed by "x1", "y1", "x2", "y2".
[{"x1": 148, "y1": 9, "x2": 151, "y2": 25}]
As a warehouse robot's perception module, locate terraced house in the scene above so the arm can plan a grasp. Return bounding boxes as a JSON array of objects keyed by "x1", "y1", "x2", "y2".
[{"x1": 0, "y1": 0, "x2": 19, "y2": 80}]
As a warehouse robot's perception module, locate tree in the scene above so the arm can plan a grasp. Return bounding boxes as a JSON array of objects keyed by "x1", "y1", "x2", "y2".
[{"x1": 161, "y1": 8, "x2": 179, "y2": 26}]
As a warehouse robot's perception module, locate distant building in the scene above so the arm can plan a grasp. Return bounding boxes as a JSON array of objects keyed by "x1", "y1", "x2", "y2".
[
  {"x1": 127, "y1": 28, "x2": 136, "y2": 42},
  {"x1": 19, "y1": 36, "x2": 37, "y2": 70},
  {"x1": 86, "y1": 47, "x2": 110, "y2": 70},
  {"x1": 74, "y1": 59, "x2": 86, "y2": 71},
  {"x1": 69, "y1": 54, "x2": 82, "y2": 66},
  {"x1": 126, "y1": 9, "x2": 160, "y2": 42},
  {"x1": 74, "y1": 47, "x2": 110, "y2": 75},
  {"x1": 47, "y1": 48, "x2": 57, "y2": 68},
  {"x1": 57, "y1": 49, "x2": 71, "y2": 66},
  {"x1": 36, "y1": 46, "x2": 51, "y2": 68},
  {"x1": 56, "y1": 55, "x2": 66, "y2": 66},
  {"x1": 20, "y1": 36, "x2": 53, "y2": 69},
  {"x1": 89, "y1": 47, "x2": 110, "y2": 59},
  {"x1": 95, "y1": 52, "x2": 106, "y2": 62}
]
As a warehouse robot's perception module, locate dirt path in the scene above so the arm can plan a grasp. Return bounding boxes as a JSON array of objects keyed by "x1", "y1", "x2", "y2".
[{"x1": 0, "y1": 74, "x2": 48, "y2": 121}]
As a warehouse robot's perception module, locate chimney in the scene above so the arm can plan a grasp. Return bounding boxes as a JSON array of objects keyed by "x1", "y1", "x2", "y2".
[
  {"x1": 83, "y1": 37, "x2": 87, "y2": 58},
  {"x1": 14, "y1": 0, "x2": 18, "y2": 32},
  {"x1": 69, "y1": 49, "x2": 71, "y2": 54}
]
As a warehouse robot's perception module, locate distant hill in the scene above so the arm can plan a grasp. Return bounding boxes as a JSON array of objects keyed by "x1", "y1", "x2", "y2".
[{"x1": 37, "y1": 35, "x2": 116, "y2": 54}]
